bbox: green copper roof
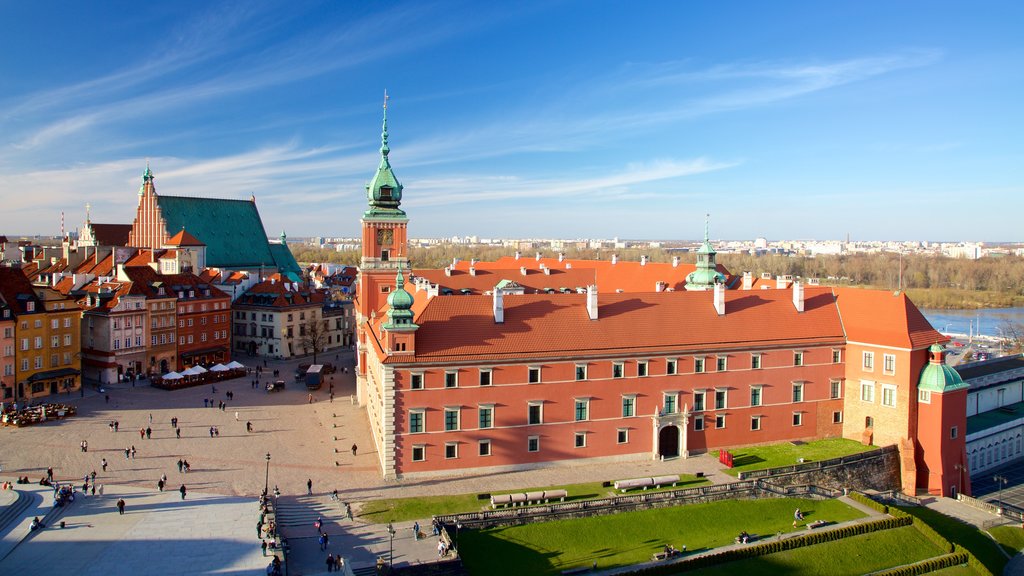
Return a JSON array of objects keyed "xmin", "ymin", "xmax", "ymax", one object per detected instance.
[
  {"xmin": 364, "ymin": 100, "xmax": 406, "ymax": 219},
  {"xmin": 156, "ymin": 195, "xmax": 277, "ymax": 269},
  {"xmin": 383, "ymin": 266, "xmax": 417, "ymax": 330},
  {"xmin": 686, "ymin": 215, "xmax": 726, "ymax": 290},
  {"xmin": 918, "ymin": 346, "xmax": 968, "ymax": 393},
  {"xmin": 268, "ymin": 242, "xmax": 301, "ymax": 277}
]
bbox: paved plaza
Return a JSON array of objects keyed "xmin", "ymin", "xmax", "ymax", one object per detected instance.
[{"xmin": 0, "ymin": 352, "xmax": 732, "ymax": 574}]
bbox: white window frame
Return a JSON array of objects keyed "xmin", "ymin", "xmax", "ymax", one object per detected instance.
[
  {"xmin": 478, "ymin": 404, "xmax": 494, "ymax": 429},
  {"xmin": 574, "ymin": 398, "xmax": 590, "ymax": 422},
  {"xmin": 444, "ymin": 407, "xmax": 461, "ymax": 431},
  {"xmin": 666, "ymin": 358, "xmax": 677, "ymax": 375},
  {"xmin": 444, "ymin": 442, "xmax": 458, "ymax": 459},
  {"xmin": 528, "ymin": 401, "xmax": 544, "ymax": 425},
  {"xmin": 612, "ymin": 361, "xmax": 624, "ymax": 379},
  {"xmin": 528, "ymin": 366, "xmax": 541, "ymax": 384},
  {"xmin": 478, "ymin": 439, "xmax": 492, "ymax": 457},
  {"xmin": 694, "ymin": 415, "xmax": 704, "ymax": 431},
  {"xmin": 714, "ymin": 388, "xmax": 728, "ymax": 410},
  {"xmin": 574, "ymin": 432, "xmax": 587, "ymax": 448},
  {"xmin": 527, "ymin": 435, "xmax": 540, "ymax": 452},
  {"xmin": 411, "ymin": 444, "xmax": 426, "ymax": 462},
  {"xmin": 621, "ymin": 394, "xmax": 636, "ymax": 418},
  {"xmin": 751, "ymin": 415, "xmax": 761, "ymax": 431},
  {"xmin": 637, "ymin": 360, "xmax": 648, "ymax": 377},
  {"xmin": 883, "ymin": 354, "xmax": 896, "ymax": 375},
  {"xmin": 833, "ymin": 411, "xmax": 843, "ymax": 424},
  {"xmin": 860, "ymin": 380, "xmax": 875, "ymax": 403},
  {"xmin": 792, "ymin": 382, "xmax": 804, "ymax": 403},
  {"xmin": 830, "ymin": 379, "xmax": 842, "ymax": 399},
  {"xmin": 409, "ymin": 409, "xmax": 425, "ymax": 434},
  {"xmin": 445, "ymin": 370, "xmax": 459, "ymax": 388},
  {"xmin": 863, "ymin": 351, "xmax": 874, "ymax": 371},
  {"xmin": 716, "ymin": 356, "xmax": 728, "ymax": 372},
  {"xmin": 693, "ymin": 390, "xmax": 705, "ymax": 412},
  {"xmin": 479, "ymin": 368, "xmax": 492, "ymax": 386},
  {"xmin": 410, "ymin": 372, "xmax": 424, "ymax": 390},
  {"xmin": 793, "ymin": 412, "xmax": 803, "ymax": 427},
  {"xmin": 881, "ymin": 384, "xmax": 897, "ymax": 408},
  {"xmin": 751, "ymin": 353, "xmax": 762, "ymax": 370},
  {"xmin": 663, "ymin": 392, "xmax": 678, "ymax": 415},
  {"xmin": 575, "ymin": 364, "xmax": 588, "ymax": 381},
  {"xmin": 832, "ymin": 348, "xmax": 842, "ymax": 363},
  {"xmin": 694, "ymin": 357, "xmax": 705, "ymax": 373},
  {"xmin": 715, "ymin": 414, "xmax": 726, "ymax": 429},
  {"xmin": 793, "ymin": 351, "xmax": 804, "ymax": 366},
  {"xmin": 750, "ymin": 385, "xmax": 763, "ymax": 407},
  {"xmin": 617, "ymin": 428, "xmax": 629, "ymax": 444},
  {"xmin": 918, "ymin": 390, "xmax": 932, "ymax": 404}
]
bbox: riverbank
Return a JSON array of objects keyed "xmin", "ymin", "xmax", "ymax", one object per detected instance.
[{"xmin": 903, "ymin": 288, "xmax": 1024, "ymax": 310}]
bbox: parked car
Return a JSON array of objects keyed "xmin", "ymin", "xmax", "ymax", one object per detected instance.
[{"xmin": 267, "ymin": 380, "xmax": 286, "ymax": 392}]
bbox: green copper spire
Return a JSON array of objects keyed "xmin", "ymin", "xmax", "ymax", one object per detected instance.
[
  {"xmin": 279, "ymin": 230, "xmax": 287, "ymax": 244},
  {"xmin": 365, "ymin": 91, "xmax": 405, "ymax": 219},
  {"xmin": 686, "ymin": 213, "xmax": 727, "ymax": 290},
  {"xmin": 918, "ymin": 344, "xmax": 968, "ymax": 393},
  {"xmin": 383, "ymin": 264, "xmax": 417, "ymax": 330},
  {"xmin": 139, "ymin": 161, "xmax": 155, "ymax": 196}
]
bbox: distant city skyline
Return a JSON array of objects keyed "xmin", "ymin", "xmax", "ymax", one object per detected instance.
[{"xmin": 1, "ymin": 1, "xmax": 1022, "ymax": 241}]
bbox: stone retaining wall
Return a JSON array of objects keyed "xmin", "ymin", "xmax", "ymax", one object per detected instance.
[{"xmin": 741, "ymin": 445, "xmax": 900, "ymax": 492}]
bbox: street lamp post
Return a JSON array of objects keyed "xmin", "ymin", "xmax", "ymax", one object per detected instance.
[
  {"xmin": 954, "ymin": 463, "xmax": 966, "ymax": 496},
  {"xmin": 455, "ymin": 521, "xmax": 463, "ymax": 554},
  {"xmin": 264, "ymin": 453, "xmax": 271, "ymax": 496},
  {"xmin": 386, "ymin": 522, "xmax": 396, "ymax": 569},
  {"xmin": 994, "ymin": 474, "xmax": 1008, "ymax": 508}
]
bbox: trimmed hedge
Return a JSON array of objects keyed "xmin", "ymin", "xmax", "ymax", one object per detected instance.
[
  {"xmin": 958, "ymin": 544, "xmax": 996, "ymax": 576},
  {"xmin": 848, "ymin": 492, "xmax": 889, "ymax": 514},
  {"xmin": 886, "ymin": 508, "xmax": 955, "ymax": 554},
  {"xmin": 870, "ymin": 551, "xmax": 969, "ymax": 576},
  {"xmin": 621, "ymin": 516, "xmax": 909, "ymax": 575}
]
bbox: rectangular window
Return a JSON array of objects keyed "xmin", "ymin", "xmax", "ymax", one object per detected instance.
[
  {"xmin": 666, "ymin": 359, "xmax": 677, "ymax": 375},
  {"xmin": 479, "ymin": 369, "xmax": 492, "ymax": 386},
  {"xmin": 412, "ymin": 445, "xmax": 425, "ymax": 462},
  {"xmin": 918, "ymin": 390, "xmax": 931, "ymax": 404},
  {"xmin": 830, "ymin": 379, "xmax": 842, "ymax": 399},
  {"xmin": 951, "ymin": 426, "xmax": 958, "ymax": 439},
  {"xmin": 715, "ymin": 389, "xmax": 727, "ymax": 410},
  {"xmin": 621, "ymin": 395, "xmax": 635, "ymax": 417},
  {"xmin": 617, "ymin": 428, "xmax": 629, "ymax": 444},
  {"xmin": 694, "ymin": 357, "xmax": 705, "ymax": 373},
  {"xmin": 637, "ymin": 361, "xmax": 648, "ymax": 377},
  {"xmin": 832, "ymin": 349, "xmax": 842, "ymax": 364},
  {"xmin": 574, "ymin": 432, "xmax": 586, "ymax": 448},
  {"xmin": 445, "ymin": 371, "xmax": 458, "ymax": 388},
  {"xmin": 51, "ymin": 335, "xmax": 59, "ymax": 348},
  {"xmin": 860, "ymin": 380, "xmax": 875, "ymax": 403},
  {"xmin": 883, "ymin": 354, "xmax": 896, "ymax": 375},
  {"xmin": 694, "ymin": 415, "xmax": 704, "ymax": 431},
  {"xmin": 792, "ymin": 383, "xmax": 804, "ymax": 403},
  {"xmin": 716, "ymin": 357, "xmax": 727, "ymax": 372},
  {"xmin": 751, "ymin": 354, "xmax": 762, "ymax": 370},
  {"xmin": 445, "ymin": 443, "xmax": 458, "ymax": 459},
  {"xmin": 444, "ymin": 408, "xmax": 460, "ymax": 431},
  {"xmin": 715, "ymin": 414, "xmax": 726, "ymax": 429},
  {"xmin": 750, "ymin": 386, "xmax": 762, "ymax": 407},
  {"xmin": 34, "ymin": 336, "xmax": 42, "ymax": 349},
  {"xmin": 34, "ymin": 356, "xmax": 42, "ymax": 369},
  {"xmin": 751, "ymin": 416, "xmax": 761, "ymax": 431},
  {"xmin": 527, "ymin": 436, "xmax": 540, "ymax": 452},
  {"xmin": 793, "ymin": 352, "xmax": 804, "ymax": 366},
  {"xmin": 612, "ymin": 362, "xmax": 624, "ymax": 378},
  {"xmin": 575, "ymin": 399, "xmax": 589, "ymax": 421},
  {"xmin": 479, "ymin": 440, "xmax": 492, "ymax": 456},
  {"xmin": 575, "ymin": 364, "xmax": 587, "ymax": 381},
  {"xmin": 528, "ymin": 366, "xmax": 541, "ymax": 383},
  {"xmin": 693, "ymin": 390, "xmax": 705, "ymax": 412},
  {"xmin": 882, "ymin": 384, "xmax": 897, "ymax": 407},
  {"xmin": 863, "ymin": 351, "xmax": 874, "ymax": 371},
  {"xmin": 478, "ymin": 406, "xmax": 493, "ymax": 429},
  {"xmin": 793, "ymin": 412, "xmax": 803, "ymax": 426},
  {"xmin": 410, "ymin": 373, "xmax": 423, "ymax": 390},
  {"xmin": 663, "ymin": 393, "xmax": 678, "ymax": 415},
  {"xmin": 528, "ymin": 402, "xmax": 543, "ymax": 425},
  {"xmin": 833, "ymin": 411, "xmax": 843, "ymax": 424},
  {"xmin": 64, "ymin": 317, "xmax": 71, "ymax": 328},
  {"xmin": 409, "ymin": 410, "xmax": 424, "ymax": 433}
]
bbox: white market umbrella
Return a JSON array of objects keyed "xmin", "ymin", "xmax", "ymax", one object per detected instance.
[
  {"xmin": 209, "ymin": 364, "xmax": 229, "ymax": 372},
  {"xmin": 163, "ymin": 372, "xmax": 183, "ymax": 380},
  {"xmin": 226, "ymin": 361, "xmax": 245, "ymax": 369},
  {"xmin": 190, "ymin": 365, "xmax": 208, "ymax": 374}
]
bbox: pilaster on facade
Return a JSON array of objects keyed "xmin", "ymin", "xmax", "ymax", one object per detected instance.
[{"xmin": 651, "ymin": 405, "xmax": 691, "ymax": 460}]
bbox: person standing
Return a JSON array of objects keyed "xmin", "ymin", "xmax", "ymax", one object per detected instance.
[
  {"xmin": 261, "ymin": 540, "xmax": 268, "ymax": 557},
  {"xmin": 179, "ymin": 485, "xmax": 187, "ymax": 500},
  {"xmin": 157, "ymin": 478, "xmax": 165, "ymax": 491},
  {"xmin": 351, "ymin": 444, "xmax": 358, "ymax": 456},
  {"xmin": 176, "ymin": 427, "xmax": 181, "ymax": 439},
  {"xmin": 235, "ymin": 411, "xmax": 239, "ymax": 421},
  {"xmin": 139, "ymin": 428, "xmax": 145, "ymax": 440},
  {"xmin": 326, "ymin": 553, "xmax": 335, "ymax": 572},
  {"xmin": 130, "ymin": 446, "xmax": 136, "ymax": 459},
  {"xmin": 101, "ymin": 458, "xmax": 108, "ymax": 472},
  {"xmin": 46, "ymin": 467, "xmax": 54, "ymax": 481},
  {"xmin": 177, "ymin": 459, "xmax": 184, "ymax": 473},
  {"xmin": 145, "ymin": 427, "xmax": 152, "ymax": 439},
  {"xmin": 116, "ymin": 498, "xmax": 126, "ymax": 515},
  {"xmin": 307, "ymin": 478, "xmax": 313, "ymax": 495},
  {"xmin": 246, "ymin": 421, "xmax": 253, "ymax": 433}
]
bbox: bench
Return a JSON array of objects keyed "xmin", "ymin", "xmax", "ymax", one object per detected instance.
[{"xmin": 806, "ymin": 520, "xmax": 829, "ymax": 530}]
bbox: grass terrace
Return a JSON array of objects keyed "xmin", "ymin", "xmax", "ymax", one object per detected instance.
[
  {"xmin": 459, "ymin": 497, "xmax": 866, "ymax": 576},
  {"xmin": 895, "ymin": 505, "xmax": 1008, "ymax": 574},
  {"xmin": 989, "ymin": 524, "xmax": 1024, "ymax": 555},
  {"xmin": 687, "ymin": 525, "xmax": 947, "ymax": 576},
  {"xmin": 359, "ymin": 475, "xmax": 710, "ymax": 523},
  {"xmin": 712, "ymin": 438, "xmax": 875, "ymax": 477}
]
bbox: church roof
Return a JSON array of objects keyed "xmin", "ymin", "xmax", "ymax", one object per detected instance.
[
  {"xmin": 165, "ymin": 229, "xmax": 205, "ymax": 247},
  {"xmin": 155, "ymin": 195, "xmax": 275, "ymax": 269},
  {"xmin": 88, "ymin": 223, "xmax": 133, "ymax": 247},
  {"xmin": 268, "ymin": 242, "xmax": 301, "ymax": 278}
]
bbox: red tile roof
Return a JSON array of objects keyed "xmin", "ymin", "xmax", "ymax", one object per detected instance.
[
  {"xmin": 165, "ymin": 229, "xmax": 205, "ymax": 246},
  {"xmin": 834, "ymin": 287, "xmax": 944, "ymax": 349},
  {"xmin": 412, "ymin": 267, "xmax": 598, "ymax": 295},
  {"xmin": 371, "ymin": 285, "xmax": 845, "ymax": 364}
]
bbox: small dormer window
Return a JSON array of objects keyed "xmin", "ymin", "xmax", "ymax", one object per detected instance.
[{"xmin": 380, "ymin": 186, "xmax": 392, "ymax": 200}]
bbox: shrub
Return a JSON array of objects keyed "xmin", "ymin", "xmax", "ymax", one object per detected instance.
[
  {"xmin": 847, "ymin": 492, "xmax": 889, "ymax": 514},
  {"xmin": 870, "ymin": 551, "xmax": 969, "ymax": 576}
]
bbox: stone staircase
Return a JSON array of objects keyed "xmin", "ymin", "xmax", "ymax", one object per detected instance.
[
  {"xmin": 274, "ymin": 494, "xmax": 345, "ymax": 529},
  {"xmin": 0, "ymin": 489, "xmax": 34, "ymax": 536}
]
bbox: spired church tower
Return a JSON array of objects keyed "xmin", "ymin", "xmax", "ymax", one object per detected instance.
[
  {"xmin": 685, "ymin": 215, "xmax": 727, "ymax": 290},
  {"xmin": 355, "ymin": 94, "xmax": 411, "ymax": 403}
]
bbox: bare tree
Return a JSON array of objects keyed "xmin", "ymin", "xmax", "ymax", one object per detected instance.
[
  {"xmin": 998, "ymin": 320, "xmax": 1024, "ymax": 355},
  {"xmin": 299, "ymin": 315, "xmax": 329, "ymax": 364}
]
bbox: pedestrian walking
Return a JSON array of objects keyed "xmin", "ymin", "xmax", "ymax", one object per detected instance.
[
  {"xmin": 179, "ymin": 484, "xmax": 187, "ymax": 500},
  {"xmin": 235, "ymin": 411, "xmax": 239, "ymax": 421},
  {"xmin": 183, "ymin": 460, "xmax": 190, "ymax": 472},
  {"xmin": 145, "ymin": 427, "xmax": 152, "ymax": 439},
  {"xmin": 318, "ymin": 532, "xmax": 326, "ymax": 551},
  {"xmin": 413, "ymin": 521, "xmax": 420, "ymax": 540},
  {"xmin": 149, "ymin": 413, "xmax": 153, "ymax": 424},
  {"xmin": 157, "ymin": 478, "xmax": 165, "ymax": 491},
  {"xmin": 81, "ymin": 440, "xmax": 88, "ymax": 452},
  {"xmin": 203, "ymin": 399, "xmax": 208, "ymax": 408},
  {"xmin": 214, "ymin": 426, "xmax": 219, "ymax": 437},
  {"xmin": 105, "ymin": 394, "xmax": 110, "ymax": 404},
  {"xmin": 307, "ymin": 478, "xmax": 313, "ymax": 495},
  {"xmin": 114, "ymin": 421, "xmax": 119, "ymax": 432},
  {"xmin": 261, "ymin": 540, "xmax": 268, "ymax": 556},
  {"xmin": 47, "ymin": 467, "xmax": 54, "ymax": 481},
  {"xmin": 176, "ymin": 427, "xmax": 181, "ymax": 439},
  {"xmin": 131, "ymin": 446, "xmax": 136, "ymax": 459},
  {"xmin": 90, "ymin": 470, "xmax": 97, "ymax": 482},
  {"xmin": 109, "ymin": 421, "xmax": 115, "ymax": 432},
  {"xmin": 91, "ymin": 484, "xmax": 96, "ymax": 496},
  {"xmin": 351, "ymin": 444, "xmax": 358, "ymax": 456},
  {"xmin": 139, "ymin": 428, "xmax": 145, "ymax": 440},
  {"xmin": 116, "ymin": 498, "xmax": 126, "ymax": 515},
  {"xmin": 346, "ymin": 503, "xmax": 353, "ymax": 521},
  {"xmin": 98, "ymin": 484, "xmax": 104, "ymax": 496},
  {"xmin": 322, "ymin": 532, "xmax": 329, "ymax": 549},
  {"xmin": 326, "ymin": 553, "xmax": 335, "ymax": 572},
  {"xmin": 209, "ymin": 427, "xmax": 215, "ymax": 438},
  {"xmin": 101, "ymin": 458, "xmax": 108, "ymax": 471},
  {"xmin": 125, "ymin": 447, "xmax": 130, "ymax": 459},
  {"xmin": 246, "ymin": 421, "xmax": 253, "ymax": 433},
  {"xmin": 329, "ymin": 392, "xmax": 334, "ymax": 403},
  {"xmin": 308, "ymin": 393, "xmax": 313, "ymax": 404}
]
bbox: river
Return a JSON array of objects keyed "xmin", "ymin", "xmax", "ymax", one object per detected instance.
[{"xmin": 920, "ymin": 307, "xmax": 1024, "ymax": 338}]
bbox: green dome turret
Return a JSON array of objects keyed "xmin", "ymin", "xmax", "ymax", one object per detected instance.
[
  {"xmin": 365, "ymin": 91, "xmax": 405, "ymax": 219},
  {"xmin": 383, "ymin": 265, "xmax": 417, "ymax": 330},
  {"xmin": 685, "ymin": 214, "xmax": 727, "ymax": 291},
  {"xmin": 918, "ymin": 344, "xmax": 968, "ymax": 393}
]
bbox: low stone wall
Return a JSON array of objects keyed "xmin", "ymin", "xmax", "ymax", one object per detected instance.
[{"xmin": 739, "ymin": 445, "xmax": 900, "ymax": 492}]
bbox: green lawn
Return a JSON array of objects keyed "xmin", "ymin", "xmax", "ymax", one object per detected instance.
[
  {"xmin": 712, "ymin": 438, "xmax": 875, "ymax": 477},
  {"xmin": 359, "ymin": 475, "xmax": 709, "ymax": 523},
  {"xmin": 459, "ymin": 497, "xmax": 866, "ymax": 576},
  {"xmin": 988, "ymin": 524, "xmax": 1024, "ymax": 555},
  {"xmin": 687, "ymin": 525, "xmax": 946, "ymax": 576},
  {"xmin": 895, "ymin": 506, "xmax": 1008, "ymax": 575}
]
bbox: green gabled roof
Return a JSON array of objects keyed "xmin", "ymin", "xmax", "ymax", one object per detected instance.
[
  {"xmin": 269, "ymin": 243, "xmax": 301, "ymax": 277},
  {"xmin": 919, "ymin": 345, "xmax": 969, "ymax": 393},
  {"xmin": 156, "ymin": 196, "xmax": 275, "ymax": 269}
]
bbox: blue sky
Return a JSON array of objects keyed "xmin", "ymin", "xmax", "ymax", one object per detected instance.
[{"xmin": 1, "ymin": 1, "xmax": 1021, "ymax": 241}]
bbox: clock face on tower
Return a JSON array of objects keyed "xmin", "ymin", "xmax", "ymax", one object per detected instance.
[{"xmin": 377, "ymin": 228, "xmax": 394, "ymax": 247}]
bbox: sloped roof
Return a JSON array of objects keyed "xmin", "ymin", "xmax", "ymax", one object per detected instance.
[
  {"xmin": 236, "ymin": 276, "xmax": 325, "ymax": 309},
  {"xmin": 375, "ymin": 286, "xmax": 845, "ymax": 364},
  {"xmin": 0, "ymin": 266, "xmax": 45, "ymax": 315},
  {"xmin": 166, "ymin": 229, "xmax": 205, "ymax": 246},
  {"xmin": 268, "ymin": 242, "xmax": 301, "ymax": 277},
  {"xmin": 413, "ymin": 267, "xmax": 598, "ymax": 295},
  {"xmin": 155, "ymin": 195, "xmax": 274, "ymax": 269},
  {"xmin": 88, "ymin": 223, "xmax": 133, "ymax": 247},
  {"xmin": 833, "ymin": 288, "xmax": 944, "ymax": 349}
]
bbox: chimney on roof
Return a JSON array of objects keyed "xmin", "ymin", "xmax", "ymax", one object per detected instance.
[
  {"xmin": 672, "ymin": 256, "xmax": 680, "ymax": 268},
  {"xmin": 535, "ymin": 251, "xmax": 541, "ymax": 261},
  {"xmin": 520, "ymin": 266, "xmax": 527, "ymax": 276},
  {"xmin": 641, "ymin": 255, "xmax": 648, "ymax": 266},
  {"xmin": 444, "ymin": 267, "xmax": 452, "ymax": 277},
  {"xmin": 469, "ymin": 266, "xmax": 477, "ymax": 276},
  {"xmin": 558, "ymin": 253, "xmax": 565, "ymax": 262},
  {"xmin": 427, "ymin": 283, "xmax": 439, "ymax": 300},
  {"xmin": 586, "ymin": 285, "xmax": 598, "ymax": 320},
  {"xmin": 514, "ymin": 251, "xmax": 521, "ymax": 260},
  {"xmin": 452, "ymin": 258, "xmax": 459, "ymax": 268},
  {"xmin": 655, "ymin": 281, "xmax": 665, "ymax": 293},
  {"xmin": 713, "ymin": 282, "xmax": 725, "ymax": 316},
  {"xmin": 793, "ymin": 281, "xmax": 805, "ymax": 313},
  {"xmin": 742, "ymin": 272, "xmax": 753, "ymax": 290},
  {"xmin": 565, "ymin": 262, "xmax": 572, "ymax": 269},
  {"xmin": 611, "ymin": 254, "xmax": 618, "ymax": 265},
  {"xmin": 543, "ymin": 266, "xmax": 551, "ymax": 275},
  {"xmin": 470, "ymin": 258, "xmax": 477, "ymax": 266},
  {"xmin": 776, "ymin": 275, "xmax": 787, "ymax": 290},
  {"xmin": 493, "ymin": 287, "xmax": 504, "ymax": 324}
]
